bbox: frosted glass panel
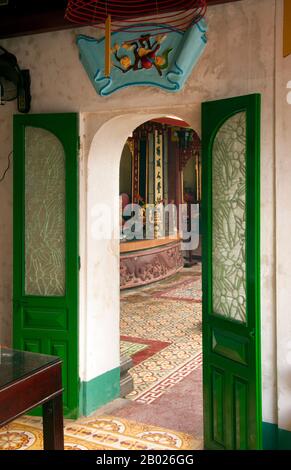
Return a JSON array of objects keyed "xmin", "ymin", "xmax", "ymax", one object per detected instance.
[
  {"xmin": 25, "ymin": 127, "xmax": 66, "ymax": 296},
  {"xmin": 212, "ymin": 112, "xmax": 246, "ymax": 323}
]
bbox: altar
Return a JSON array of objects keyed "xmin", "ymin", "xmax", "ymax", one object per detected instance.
[{"xmin": 120, "ymin": 236, "xmax": 183, "ymax": 290}]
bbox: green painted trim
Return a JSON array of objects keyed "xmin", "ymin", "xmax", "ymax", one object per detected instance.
[
  {"xmin": 263, "ymin": 422, "xmax": 291, "ymax": 450},
  {"xmin": 80, "ymin": 367, "xmax": 120, "ymax": 416}
]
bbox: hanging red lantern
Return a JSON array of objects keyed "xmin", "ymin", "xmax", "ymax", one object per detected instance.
[
  {"xmin": 65, "ymin": 1, "xmax": 207, "ymax": 34},
  {"xmin": 65, "ymin": 1, "xmax": 207, "ymax": 77}
]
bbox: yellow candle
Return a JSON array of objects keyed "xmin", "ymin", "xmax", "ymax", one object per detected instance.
[
  {"xmin": 284, "ymin": 0, "xmax": 291, "ymax": 57},
  {"xmin": 105, "ymin": 15, "xmax": 111, "ymax": 77}
]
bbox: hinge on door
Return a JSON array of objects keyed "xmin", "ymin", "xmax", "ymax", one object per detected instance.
[
  {"xmin": 77, "ymin": 136, "xmax": 81, "ymax": 152},
  {"xmin": 78, "ymin": 256, "xmax": 81, "ymax": 270}
]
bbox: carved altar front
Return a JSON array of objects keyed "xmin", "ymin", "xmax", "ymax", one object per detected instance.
[{"xmin": 120, "ymin": 238, "xmax": 183, "ymax": 290}]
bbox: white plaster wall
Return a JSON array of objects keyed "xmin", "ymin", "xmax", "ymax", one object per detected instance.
[
  {"xmin": 0, "ymin": 0, "xmax": 276, "ymax": 423},
  {"xmin": 275, "ymin": 0, "xmax": 291, "ymax": 433}
]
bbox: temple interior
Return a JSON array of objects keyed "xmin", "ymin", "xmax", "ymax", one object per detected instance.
[{"xmin": 119, "ymin": 117, "xmax": 202, "ymax": 290}]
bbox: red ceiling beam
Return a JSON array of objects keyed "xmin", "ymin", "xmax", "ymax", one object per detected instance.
[{"xmin": 0, "ymin": 0, "xmax": 242, "ymax": 40}]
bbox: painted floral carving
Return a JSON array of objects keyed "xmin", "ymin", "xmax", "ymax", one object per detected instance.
[
  {"xmin": 112, "ymin": 34, "xmax": 173, "ymax": 76},
  {"xmin": 77, "ymin": 20, "xmax": 208, "ymax": 96}
]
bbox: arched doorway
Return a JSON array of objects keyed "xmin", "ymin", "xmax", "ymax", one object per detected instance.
[
  {"xmin": 82, "ymin": 111, "xmax": 200, "ymax": 415},
  {"xmin": 80, "ymin": 94, "xmax": 262, "ymax": 449}
]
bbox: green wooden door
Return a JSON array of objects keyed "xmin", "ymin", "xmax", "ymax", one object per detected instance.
[
  {"xmin": 202, "ymin": 94, "xmax": 261, "ymax": 449},
  {"xmin": 13, "ymin": 113, "xmax": 79, "ymax": 418}
]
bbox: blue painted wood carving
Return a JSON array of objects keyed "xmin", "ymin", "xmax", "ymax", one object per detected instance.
[{"xmin": 77, "ymin": 21, "xmax": 207, "ymax": 97}]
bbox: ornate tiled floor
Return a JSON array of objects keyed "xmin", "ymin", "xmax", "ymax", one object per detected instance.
[
  {"xmin": 0, "ymin": 264, "xmax": 203, "ymax": 451},
  {"xmin": 120, "ymin": 265, "xmax": 202, "ymax": 402},
  {"xmin": 120, "ymin": 335, "xmax": 170, "ymax": 366}
]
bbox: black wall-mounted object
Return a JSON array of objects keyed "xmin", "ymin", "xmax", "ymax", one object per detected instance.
[{"xmin": 0, "ymin": 46, "xmax": 31, "ymax": 113}]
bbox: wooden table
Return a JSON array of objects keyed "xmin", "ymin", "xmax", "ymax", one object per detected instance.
[{"xmin": 0, "ymin": 347, "xmax": 64, "ymax": 450}]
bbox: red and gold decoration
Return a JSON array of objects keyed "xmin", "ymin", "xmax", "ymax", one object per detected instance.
[
  {"xmin": 154, "ymin": 128, "xmax": 164, "ymax": 205},
  {"xmin": 132, "ymin": 136, "xmax": 140, "ymax": 205},
  {"xmin": 129, "ymin": 121, "xmax": 201, "ymax": 207}
]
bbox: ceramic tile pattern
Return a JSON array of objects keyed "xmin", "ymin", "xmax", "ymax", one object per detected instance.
[
  {"xmin": 120, "ymin": 266, "xmax": 202, "ymax": 400},
  {"xmin": 120, "ymin": 335, "xmax": 171, "ymax": 366},
  {"xmin": 0, "ymin": 415, "xmax": 200, "ymax": 451},
  {"xmin": 120, "ymin": 340, "xmax": 148, "ymax": 358},
  {"xmin": 0, "ymin": 265, "xmax": 203, "ymax": 451},
  {"xmin": 153, "ymin": 278, "xmax": 202, "ymax": 302}
]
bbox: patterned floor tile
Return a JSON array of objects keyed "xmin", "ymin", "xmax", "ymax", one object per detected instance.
[
  {"xmin": 0, "ymin": 265, "xmax": 203, "ymax": 451},
  {"xmin": 154, "ymin": 278, "xmax": 202, "ymax": 302}
]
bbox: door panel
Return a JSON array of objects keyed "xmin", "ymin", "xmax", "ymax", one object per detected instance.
[
  {"xmin": 13, "ymin": 113, "xmax": 79, "ymax": 417},
  {"xmin": 202, "ymin": 95, "xmax": 261, "ymax": 449},
  {"xmin": 24, "ymin": 126, "xmax": 66, "ymax": 297}
]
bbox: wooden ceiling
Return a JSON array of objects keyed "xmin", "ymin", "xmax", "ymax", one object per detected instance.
[{"xmin": 0, "ymin": 0, "xmax": 241, "ymax": 39}]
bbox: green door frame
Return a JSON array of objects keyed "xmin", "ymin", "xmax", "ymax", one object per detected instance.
[
  {"xmin": 13, "ymin": 113, "xmax": 79, "ymax": 417},
  {"xmin": 202, "ymin": 94, "xmax": 262, "ymax": 449}
]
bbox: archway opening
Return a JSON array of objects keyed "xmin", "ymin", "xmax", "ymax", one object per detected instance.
[{"xmin": 84, "ymin": 111, "xmax": 203, "ymax": 448}]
